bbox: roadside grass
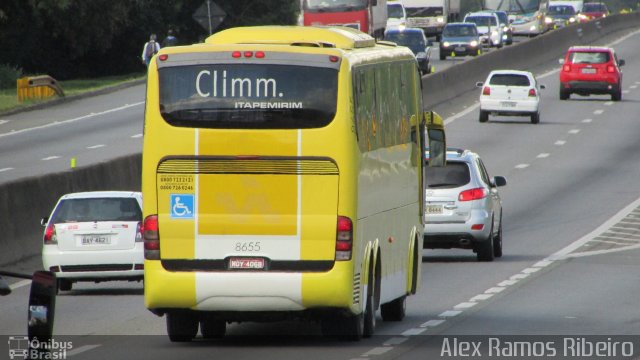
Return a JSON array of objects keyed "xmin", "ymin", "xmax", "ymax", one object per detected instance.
[{"xmin": 0, "ymin": 73, "xmax": 145, "ymax": 113}]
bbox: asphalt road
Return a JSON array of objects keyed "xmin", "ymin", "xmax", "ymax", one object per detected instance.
[{"xmin": 2, "ymin": 29, "xmax": 640, "ymax": 360}]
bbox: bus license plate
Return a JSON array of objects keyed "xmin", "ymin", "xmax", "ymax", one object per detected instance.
[
  {"xmin": 229, "ymin": 257, "xmax": 265, "ymax": 270},
  {"xmin": 81, "ymin": 235, "xmax": 111, "ymax": 245},
  {"xmin": 426, "ymin": 205, "xmax": 443, "ymax": 214}
]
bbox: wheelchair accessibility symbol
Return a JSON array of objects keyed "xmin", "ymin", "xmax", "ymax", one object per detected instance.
[{"xmin": 170, "ymin": 194, "xmax": 194, "ymax": 219}]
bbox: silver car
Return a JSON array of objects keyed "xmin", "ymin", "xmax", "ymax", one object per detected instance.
[{"xmin": 423, "ymin": 148, "xmax": 507, "ymax": 261}]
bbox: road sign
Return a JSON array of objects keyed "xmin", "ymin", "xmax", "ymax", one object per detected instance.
[{"xmin": 193, "ymin": 0, "xmax": 227, "ymax": 35}]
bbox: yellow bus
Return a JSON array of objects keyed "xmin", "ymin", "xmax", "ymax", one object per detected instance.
[{"xmin": 141, "ymin": 25, "xmax": 445, "ymax": 342}]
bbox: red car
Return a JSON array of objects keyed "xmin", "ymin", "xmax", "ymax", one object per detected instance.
[
  {"xmin": 559, "ymin": 46, "xmax": 625, "ymax": 101},
  {"xmin": 578, "ymin": 2, "xmax": 610, "ymax": 22}
]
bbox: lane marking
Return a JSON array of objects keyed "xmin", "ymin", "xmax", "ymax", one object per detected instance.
[
  {"xmin": 439, "ymin": 310, "xmax": 462, "ymax": 317},
  {"xmin": 421, "ymin": 319, "xmax": 446, "ymax": 327},
  {"xmin": 537, "ymin": 153, "xmax": 550, "ymax": 158},
  {"xmin": 582, "ymin": 118, "xmax": 593, "ymax": 123},
  {"xmin": 454, "ymin": 302, "xmax": 477, "ymax": 309},
  {"xmin": 67, "ymin": 345, "xmax": 102, "ymax": 357},
  {"xmin": 568, "ymin": 129, "xmax": 580, "ymax": 134},
  {"xmin": 485, "ymin": 287, "xmax": 506, "ymax": 294},
  {"xmin": 593, "ymin": 109, "xmax": 604, "ymax": 115},
  {"xmin": 498, "ymin": 279, "xmax": 518, "ymax": 287},
  {"xmin": 363, "ymin": 347, "xmax": 392, "ymax": 356},
  {"xmin": 510, "ymin": 273, "xmax": 530, "ymax": 281},
  {"xmin": 10, "ymin": 279, "xmax": 31, "ymax": 290},
  {"xmin": 384, "ymin": 337, "xmax": 409, "ymax": 346},
  {"xmin": 470, "ymin": 294, "xmax": 494, "ymax": 302},
  {"xmin": 515, "ymin": 164, "xmax": 529, "ymax": 169},
  {"xmin": 534, "ymin": 260, "xmax": 553, "ymax": 267},
  {"xmin": 555, "ymin": 140, "xmax": 566, "ymax": 146},
  {"xmin": 522, "ymin": 267, "xmax": 541, "ymax": 274},
  {"xmin": 604, "ymin": 101, "xmax": 613, "ymax": 106},
  {"xmin": 41, "ymin": 156, "xmax": 60, "ymax": 161},
  {"xmin": 401, "ymin": 328, "xmax": 428, "ymax": 336},
  {"xmin": 87, "ymin": 144, "xmax": 105, "ymax": 149},
  {"xmin": 0, "ymin": 102, "xmax": 144, "ymax": 139},
  {"xmin": 630, "ymin": 85, "xmax": 638, "ymax": 89},
  {"xmin": 0, "ymin": 120, "xmax": 8, "ymax": 125},
  {"xmin": 0, "ymin": 167, "xmax": 14, "ymax": 173},
  {"xmin": 131, "ymin": 133, "xmax": 143, "ymax": 138}
]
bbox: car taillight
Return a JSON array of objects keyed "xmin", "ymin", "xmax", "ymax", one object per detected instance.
[
  {"xmin": 528, "ymin": 88, "xmax": 536, "ymax": 97},
  {"xmin": 336, "ymin": 216, "xmax": 353, "ymax": 261},
  {"xmin": 143, "ymin": 215, "xmax": 160, "ymax": 260},
  {"xmin": 459, "ymin": 188, "xmax": 488, "ymax": 201},
  {"xmin": 607, "ymin": 65, "xmax": 615, "ymax": 73},
  {"xmin": 135, "ymin": 221, "xmax": 143, "ymax": 242},
  {"xmin": 482, "ymin": 86, "xmax": 490, "ymax": 96},
  {"xmin": 43, "ymin": 224, "xmax": 57, "ymax": 245},
  {"xmin": 563, "ymin": 64, "xmax": 571, "ymax": 72}
]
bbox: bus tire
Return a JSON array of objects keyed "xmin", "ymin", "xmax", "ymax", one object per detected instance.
[
  {"xmin": 410, "ymin": 237, "xmax": 419, "ymax": 295},
  {"xmin": 200, "ymin": 314, "xmax": 226, "ymax": 339},
  {"xmin": 166, "ymin": 311, "xmax": 198, "ymax": 342},
  {"xmin": 381, "ymin": 295, "xmax": 406, "ymax": 321},
  {"xmin": 363, "ymin": 256, "xmax": 377, "ymax": 338}
]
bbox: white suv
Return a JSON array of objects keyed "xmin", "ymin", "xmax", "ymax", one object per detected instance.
[
  {"xmin": 424, "ymin": 148, "xmax": 507, "ymax": 261},
  {"xmin": 463, "ymin": 11, "xmax": 504, "ymax": 48},
  {"xmin": 477, "ymin": 70, "xmax": 545, "ymax": 124}
]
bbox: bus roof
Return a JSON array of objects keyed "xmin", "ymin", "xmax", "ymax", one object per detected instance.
[{"xmin": 206, "ymin": 26, "xmax": 377, "ymax": 50}]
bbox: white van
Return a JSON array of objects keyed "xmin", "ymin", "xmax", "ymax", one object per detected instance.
[
  {"xmin": 463, "ymin": 11, "xmax": 504, "ymax": 48},
  {"xmin": 387, "ymin": 1, "xmax": 408, "ymax": 29}
]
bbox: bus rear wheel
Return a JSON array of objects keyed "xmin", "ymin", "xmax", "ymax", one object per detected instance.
[
  {"xmin": 166, "ymin": 311, "xmax": 198, "ymax": 342},
  {"xmin": 381, "ymin": 295, "xmax": 406, "ymax": 321}
]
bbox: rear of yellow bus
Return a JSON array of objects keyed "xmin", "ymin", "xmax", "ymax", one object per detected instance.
[{"xmin": 142, "ymin": 27, "xmax": 367, "ymax": 340}]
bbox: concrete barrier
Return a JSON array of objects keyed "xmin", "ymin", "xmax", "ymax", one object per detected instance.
[
  {"xmin": 0, "ymin": 154, "xmax": 141, "ymax": 266},
  {"xmin": 1, "ymin": 14, "xmax": 639, "ymax": 266},
  {"xmin": 422, "ymin": 12, "xmax": 640, "ymax": 108}
]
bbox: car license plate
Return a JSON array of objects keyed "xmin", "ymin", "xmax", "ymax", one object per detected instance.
[
  {"xmin": 454, "ymin": 46, "xmax": 466, "ymax": 52},
  {"xmin": 229, "ymin": 257, "xmax": 265, "ymax": 270},
  {"xmin": 581, "ymin": 68, "xmax": 596, "ymax": 74},
  {"xmin": 425, "ymin": 205, "xmax": 443, "ymax": 214},
  {"xmin": 500, "ymin": 101, "xmax": 517, "ymax": 108},
  {"xmin": 81, "ymin": 235, "xmax": 111, "ymax": 245}
]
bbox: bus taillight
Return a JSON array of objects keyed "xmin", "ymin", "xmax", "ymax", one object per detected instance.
[
  {"xmin": 336, "ymin": 216, "xmax": 353, "ymax": 261},
  {"xmin": 143, "ymin": 215, "xmax": 160, "ymax": 260}
]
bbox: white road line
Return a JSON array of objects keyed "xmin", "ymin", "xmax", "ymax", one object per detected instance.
[
  {"xmin": 401, "ymin": 328, "xmax": 429, "ymax": 336},
  {"xmin": 384, "ymin": 337, "xmax": 409, "ymax": 345},
  {"xmin": 0, "ymin": 167, "xmax": 14, "ymax": 173},
  {"xmin": 582, "ymin": 118, "xmax": 593, "ymax": 123},
  {"xmin": 551, "ymin": 196, "xmax": 640, "ymax": 260},
  {"xmin": 454, "ymin": 302, "xmax": 477, "ymax": 309},
  {"xmin": 67, "ymin": 345, "xmax": 102, "ymax": 357},
  {"xmin": 630, "ymin": 85, "xmax": 638, "ymax": 89},
  {"xmin": 0, "ymin": 102, "xmax": 144, "ymax": 139},
  {"xmin": 87, "ymin": 144, "xmax": 105, "ymax": 149},
  {"xmin": 0, "ymin": 120, "xmax": 8, "ymax": 125},
  {"xmin": 555, "ymin": 140, "xmax": 566, "ymax": 146},
  {"xmin": 604, "ymin": 101, "xmax": 613, "ymax": 106},
  {"xmin": 534, "ymin": 260, "xmax": 554, "ymax": 267},
  {"xmin": 593, "ymin": 109, "xmax": 604, "ymax": 115},
  {"xmin": 363, "ymin": 347, "xmax": 393, "ymax": 356},
  {"xmin": 131, "ymin": 133, "xmax": 143, "ymax": 138},
  {"xmin": 9, "ymin": 279, "xmax": 31, "ymax": 290},
  {"xmin": 485, "ymin": 287, "xmax": 506, "ymax": 294},
  {"xmin": 515, "ymin": 164, "xmax": 529, "ymax": 169},
  {"xmin": 498, "ymin": 279, "xmax": 518, "ymax": 287},
  {"xmin": 568, "ymin": 129, "xmax": 580, "ymax": 134},
  {"xmin": 439, "ymin": 310, "xmax": 463, "ymax": 317},
  {"xmin": 421, "ymin": 319, "xmax": 446, "ymax": 327},
  {"xmin": 41, "ymin": 156, "xmax": 60, "ymax": 161},
  {"xmin": 444, "ymin": 103, "xmax": 480, "ymax": 125},
  {"xmin": 622, "ymin": 90, "xmax": 629, "ymax": 94},
  {"xmin": 470, "ymin": 294, "xmax": 494, "ymax": 302},
  {"xmin": 537, "ymin": 153, "xmax": 550, "ymax": 158},
  {"xmin": 522, "ymin": 267, "xmax": 541, "ymax": 274},
  {"xmin": 510, "ymin": 273, "xmax": 530, "ymax": 281}
]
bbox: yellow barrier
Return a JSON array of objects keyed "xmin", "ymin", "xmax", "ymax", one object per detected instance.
[{"xmin": 17, "ymin": 75, "xmax": 65, "ymax": 102}]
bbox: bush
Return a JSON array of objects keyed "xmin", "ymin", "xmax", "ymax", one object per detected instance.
[{"xmin": 0, "ymin": 64, "xmax": 22, "ymax": 90}]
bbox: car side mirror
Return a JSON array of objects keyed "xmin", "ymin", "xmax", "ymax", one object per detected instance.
[
  {"xmin": 540, "ymin": 84, "xmax": 546, "ymax": 90},
  {"xmin": 492, "ymin": 176, "xmax": 507, "ymax": 187},
  {"xmin": 476, "ymin": 81, "xmax": 484, "ymax": 87},
  {"xmin": 618, "ymin": 59, "xmax": 625, "ymax": 66},
  {"xmin": 41, "ymin": 217, "xmax": 49, "ymax": 226}
]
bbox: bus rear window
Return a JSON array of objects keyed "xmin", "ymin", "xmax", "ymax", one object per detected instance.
[{"xmin": 158, "ymin": 64, "xmax": 338, "ymax": 129}]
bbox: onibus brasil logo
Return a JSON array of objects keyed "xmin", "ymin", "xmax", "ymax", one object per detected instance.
[{"xmin": 8, "ymin": 336, "xmax": 72, "ymax": 359}]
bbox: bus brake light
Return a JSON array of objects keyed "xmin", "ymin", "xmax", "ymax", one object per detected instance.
[{"xmin": 336, "ymin": 216, "xmax": 353, "ymax": 261}]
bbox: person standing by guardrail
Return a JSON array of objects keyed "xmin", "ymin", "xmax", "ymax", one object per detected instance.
[{"xmin": 141, "ymin": 34, "xmax": 161, "ymax": 67}]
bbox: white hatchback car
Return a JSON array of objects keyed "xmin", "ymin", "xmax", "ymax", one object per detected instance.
[
  {"xmin": 41, "ymin": 191, "xmax": 144, "ymax": 292},
  {"xmin": 476, "ymin": 70, "xmax": 545, "ymax": 124}
]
